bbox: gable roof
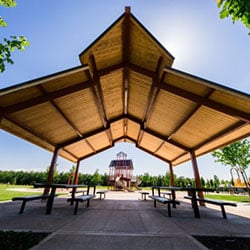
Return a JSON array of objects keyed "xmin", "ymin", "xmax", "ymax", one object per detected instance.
[
  {"xmin": 0, "ymin": 7, "xmax": 249, "ymax": 167},
  {"xmin": 109, "ymin": 160, "xmax": 133, "ymax": 169}
]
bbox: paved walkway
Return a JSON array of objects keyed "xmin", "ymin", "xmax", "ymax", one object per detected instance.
[{"xmin": 0, "ymin": 191, "xmax": 250, "ymax": 249}]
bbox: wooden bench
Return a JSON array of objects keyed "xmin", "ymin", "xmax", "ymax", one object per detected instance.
[
  {"xmin": 184, "ymin": 196, "xmax": 237, "ymax": 219},
  {"xmin": 12, "ymin": 194, "xmax": 52, "ymax": 214},
  {"xmin": 70, "ymin": 190, "xmax": 87, "ymax": 195},
  {"xmin": 139, "ymin": 191, "xmax": 149, "ymax": 200},
  {"xmin": 67, "ymin": 194, "xmax": 95, "ymax": 215},
  {"xmin": 161, "ymin": 192, "xmax": 172, "ymax": 199},
  {"xmin": 149, "ymin": 195, "xmax": 180, "ymax": 217},
  {"xmin": 96, "ymin": 190, "xmax": 108, "ymax": 199},
  {"xmin": 67, "ymin": 185, "xmax": 96, "ymax": 215}
]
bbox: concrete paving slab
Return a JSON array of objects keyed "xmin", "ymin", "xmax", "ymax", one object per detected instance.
[{"xmin": 0, "ymin": 190, "xmax": 250, "ymax": 249}]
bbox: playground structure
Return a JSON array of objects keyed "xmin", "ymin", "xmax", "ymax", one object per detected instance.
[
  {"xmin": 108, "ymin": 151, "xmax": 141, "ymax": 191},
  {"xmin": 230, "ymin": 167, "xmax": 250, "ymax": 195}
]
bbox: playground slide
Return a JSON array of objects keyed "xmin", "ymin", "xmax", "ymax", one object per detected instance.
[
  {"xmin": 134, "ymin": 182, "xmax": 142, "ymax": 190},
  {"xmin": 115, "ymin": 177, "xmax": 131, "ymax": 192}
]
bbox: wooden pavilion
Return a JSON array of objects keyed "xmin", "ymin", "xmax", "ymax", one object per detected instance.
[{"xmin": 0, "ymin": 7, "xmax": 249, "ymax": 197}]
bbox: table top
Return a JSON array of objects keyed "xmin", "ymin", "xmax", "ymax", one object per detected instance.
[
  {"xmin": 33, "ymin": 183, "xmax": 87, "ymax": 189},
  {"xmin": 151, "ymin": 186, "xmax": 214, "ymax": 192}
]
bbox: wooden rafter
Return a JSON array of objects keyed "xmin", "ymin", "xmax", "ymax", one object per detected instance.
[
  {"xmin": 167, "ymin": 89, "xmax": 215, "ymax": 140},
  {"xmin": 136, "ymin": 144, "xmax": 171, "ymax": 164},
  {"xmin": 143, "ymin": 127, "xmax": 190, "ymax": 151},
  {"xmin": 1, "ymin": 80, "xmax": 94, "ymax": 116},
  {"xmin": 159, "ymin": 81, "xmax": 250, "ymax": 123},
  {"xmin": 37, "ymin": 85, "xmax": 83, "ymax": 138},
  {"xmin": 89, "ymin": 55, "xmax": 109, "ymax": 126},
  {"xmin": 58, "ymin": 125, "xmax": 109, "ymax": 148},
  {"xmin": 61, "ymin": 148, "xmax": 78, "ymax": 161},
  {"xmin": 153, "ymin": 141, "xmax": 165, "ymax": 154},
  {"xmin": 171, "ymin": 151, "xmax": 190, "ymax": 165},
  {"xmin": 122, "ymin": 7, "xmax": 131, "ymax": 140},
  {"xmin": 85, "ymin": 139, "xmax": 96, "ymax": 153},
  {"xmin": 193, "ymin": 121, "xmax": 249, "ymax": 151},
  {"xmin": 78, "ymin": 145, "xmax": 112, "ymax": 161},
  {"xmin": 142, "ymin": 57, "xmax": 163, "ymax": 127},
  {"xmin": 122, "ymin": 6, "xmax": 131, "ymax": 63},
  {"xmin": 4, "ymin": 115, "xmax": 56, "ymax": 147}
]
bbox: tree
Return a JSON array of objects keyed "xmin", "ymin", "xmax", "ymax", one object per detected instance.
[
  {"xmin": 217, "ymin": 0, "xmax": 250, "ymax": 34},
  {"xmin": 90, "ymin": 169, "xmax": 102, "ymax": 185},
  {"xmin": 0, "ymin": 0, "xmax": 29, "ymax": 72},
  {"xmin": 212, "ymin": 139, "xmax": 250, "ymax": 170}
]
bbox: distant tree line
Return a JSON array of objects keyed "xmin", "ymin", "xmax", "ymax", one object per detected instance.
[{"xmin": 0, "ymin": 169, "xmax": 232, "ymax": 189}]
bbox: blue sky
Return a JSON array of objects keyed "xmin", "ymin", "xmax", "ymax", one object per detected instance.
[{"xmin": 0, "ymin": 0, "xmax": 249, "ymax": 181}]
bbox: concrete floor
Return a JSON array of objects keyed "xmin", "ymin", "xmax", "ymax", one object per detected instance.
[{"xmin": 0, "ymin": 191, "xmax": 249, "ymax": 249}]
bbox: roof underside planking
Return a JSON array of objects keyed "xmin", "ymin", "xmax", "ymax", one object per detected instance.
[{"xmin": 0, "ymin": 7, "xmax": 249, "ymax": 167}]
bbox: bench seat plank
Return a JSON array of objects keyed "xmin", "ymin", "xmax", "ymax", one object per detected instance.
[
  {"xmin": 67, "ymin": 194, "xmax": 95, "ymax": 215},
  {"xmin": 149, "ymin": 195, "xmax": 176, "ymax": 217},
  {"xmin": 184, "ymin": 196, "xmax": 237, "ymax": 219},
  {"xmin": 96, "ymin": 191, "xmax": 108, "ymax": 199},
  {"xmin": 12, "ymin": 194, "xmax": 51, "ymax": 214}
]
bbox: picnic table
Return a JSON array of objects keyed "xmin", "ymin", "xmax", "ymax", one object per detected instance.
[
  {"xmin": 152, "ymin": 186, "xmax": 214, "ymax": 218},
  {"xmin": 33, "ymin": 183, "xmax": 87, "ymax": 214}
]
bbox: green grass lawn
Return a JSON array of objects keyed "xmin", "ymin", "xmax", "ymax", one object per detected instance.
[
  {"xmin": 0, "ymin": 184, "xmax": 41, "ymax": 201},
  {"xmin": 0, "ymin": 184, "xmax": 110, "ymax": 202},
  {"xmin": 2, "ymin": 184, "xmax": 250, "ymax": 203},
  {"xmin": 205, "ymin": 194, "xmax": 250, "ymax": 202}
]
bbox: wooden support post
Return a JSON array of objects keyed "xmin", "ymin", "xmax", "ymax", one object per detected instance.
[
  {"xmin": 169, "ymin": 162, "xmax": 175, "ymax": 187},
  {"xmin": 73, "ymin": 160, "xmax": 80, "ymax": 184},
  {"xmin": 43, "ymin": 147, "xmax": 59, "ymax": 195},
  {"xmin": 190, "ymin": 151, "xmax": 205, "ymax": 206},
  {"xmin": 169, "ymin": 162, "xmax": 177, "ymax": 207}
]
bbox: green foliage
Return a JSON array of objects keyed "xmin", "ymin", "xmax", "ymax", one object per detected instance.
[
  {"xmin": 0, "ymin": 231, "xmax": 49, "ymax": 250},
  {"xmin": 0, "ymin": 169, "xmax": 231, "ymax": 191},
  {"xmin": 0, "ymin": 0, "xmax": 29, "ymax": 72},
  {"xmin": 0, "ymin": 0, "xmax": 16, "ymax": 7},
  {"xmin": 212, "ymin": 139, "xmax": 250, "ymax": 170},
  {"xmin": 217, "ymin": 0, "xmax": 250, "ymax": 34},
  {"xmin": 213, "ymin": 175, "xmax": 220, "ymax": 189},
  {"xmin": 90, "ymin": 169, "xmax": 102, "ymax": 185}
]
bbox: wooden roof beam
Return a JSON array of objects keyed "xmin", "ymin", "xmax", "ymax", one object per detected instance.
[
  {"xmin": 128, "ymin": 62, "xmax": 155, "ymax": 78},
  {"xmin": 78, "ymin": 145, "xmax": 113, "ymax": 162},
  {"xmin": 159, "ymin": 81, "xmax": 250, "ymax": 123},
  {"xmin": 97, "ymin": 62, "xmax": 155, "ymax": 79},
  {"xmin": 85, "ymin": 138, "xmax": 96, "ymax": 153},
  {"xmin": 153, "ymin": 141, "xmax": 165, "ymax": 154},
  {"xmin": 167, "ymin": 89, "xmax": 215, "ymax": 140},
  {"xmin": 123, "ymin": 66, "xmax": 129, "ymax": 115},
  {"xmin": 89, "ymin": 55, "xmax": 109, "ymax": 127},
  {"xmin": 0, "ymin": 65, "xmax": 90, "ymax": 96},
  {"xmin": 37, "ymin": 85, "xmax": 83, "ymax": 138},
  {"xmin": 1, "ymin": 80, "xmax": 94, "ymax": 116},
  {"xmin": 122, "ymin": 6, "xmax": 131, "ymax": 63},
  {"xmin": 136, "ymin": 144, "xmax": 171, "ymax": 164},
  {"xmin": 122, "ymin": 7, "xmax": 131, "ymax": 139},
  {"xmin": 105, "ymin": 129, "xmax": 114, "ymax": 145},
  {"xmin": 171, "ymin": 151, "xmax": 190, "ymax": 166},
  {"xmin": 58, "ymin": 124, "xmax": 110, "ymax": 148},
  {"xmin": 4, "ymin": 115, "xmax": 56, "ymax": 147},
  {"xmin": 61, "ymin": 148, "xmax": 78, "ymax": 162},
  {"xmin": 193, "ymin": 121, "xmax": 249, "ymax": 151},
  {"xmin": 142, "ymin": 127, "xmax": 190, "ymax": 152},
  {"xmin": 142, "ymin": 56, "xmax": 163, "ymax": 129},
  {"xmin": 98, "ymin": 63, "xmax": 124, "ymax": 76},
  {"xmin": 110, "ymin": 113, "xmax": 190, "ymax": 152}
]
